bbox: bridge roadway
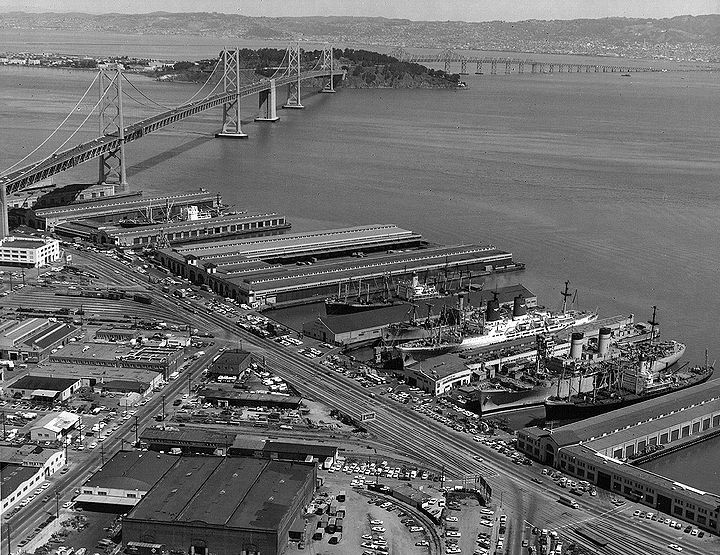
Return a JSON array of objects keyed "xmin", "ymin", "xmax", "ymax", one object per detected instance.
[
  {"xmin": 4, "ymin": 252, "xmax": 714, "ymax": 555},
  {"xmin": 0, "ymin": 68, "xmax": 345, "ymax": 196}
]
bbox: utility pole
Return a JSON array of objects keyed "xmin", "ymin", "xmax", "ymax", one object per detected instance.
[
  {"xmin": 188, "ymin": 374, "xmax": 192, "ymax": 396},
  {"xmin": 55, "ymin": 490, "xmax": 60, "ymax": 519},
  {"xmin": 100, "ymin": 440, "xmax": 105, "ymax": 466},
  {"xmin": 134, "ymin": 415, "xmax": 139, "ymax": 445},
  {"xmin": 20, "ymin": 268, "xmax": 25, "ymax": 286},
  {"xmin": 161, "ymin": 395, "xmax": 165, "ymax": 421}
]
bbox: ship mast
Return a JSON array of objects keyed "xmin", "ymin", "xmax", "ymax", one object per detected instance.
[
  {"xmin": 561, "ymin": 280, "xmax": 572, "ymax": 314},
  {"xmin": 648, "ymin": 305, "xmax": 659, "ymax": 344}
]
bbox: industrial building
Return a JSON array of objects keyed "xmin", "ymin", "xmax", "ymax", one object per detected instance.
[
  {"xmin": 0, "ymin": 445, "xmax": 66, "ymax": 516},
  {"xmin": 55, "ymin": 212, "xmax": 290, "ymax": 247},
  {"xmin": 6, "ymin": 375, "xmax": 82, "ymax": 403},
  {"xmin": 0, "ymin": 235, "xmax": 60, "ymax": 267},
  {"xmin": 29, "ymin": 410, "xmax": 81, "ymax": 442},
  {"xmin": 206, "ymin": 349, "xmax": 254, "ymax": 380},
  {"xmin": 21, "ymin": 190, "xmax": 219, "ymax": 230},
  {"xmin": 155, "ymin": 224, "xmax": 522, "ymax": 307},
  {"xmin": 140, "ymin": 428, "xmax": 338, "ymax": 464},
  {"xmin": 229, "ymin": 437, "xmax": 338, "ymax": 464},
  {"xmin": 397, "ymin": 354, "xmax": 475, "ymax": 396},
  {"xmin": 122, "ymin": 456, "xmax": 316, "ymax": 555},
  {"xmin": 75, "ymin": 451, "xmax": 178, "ymax": 510},
  {"xmin": 0, "ymin": 318, "xmax": 81, "ymax": 362},
  {"xmin": 517, "ymin": 381, "xmax": 720, "ymax": 534},
  {"xmin": 48, "ymin": 342, "xmax": 183, "ymax": 378}
]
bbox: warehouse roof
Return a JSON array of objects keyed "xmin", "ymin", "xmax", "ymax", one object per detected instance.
[
  {"xmin": 84, "ymin": 451, "xmax": 177, "ymax": 491},
  {"xmin": 126, "ymin": 457, "xmax": 314, "ymax": 531},
  {"xmin": 8, "ymin": 375, "xmax": 79, "ymax": 392},
  {"xmin": 100, "ymin": 213, "xmax": 284, "ymax": 238},
  {"xmin": 140, "ymin": 427, "xmax": 234, "ymax": 447},
  {"xmin": 31, "ymin": 411, "xmax": 80, "ymax": 434},
  {"xmin": 199, "ymin": 388, "xmax": 301, "ymax": 406},
  {"xmin": 549, "ymin": 380, "xmax": 720, "ymax": 448},
  {"xmin": 406, "ymin": 353, "xmax": 470, "ymax": 380},
  {"xmin": 23, "ymin": 322, "xmax": 76, "ymax": 350},
  {"xmin": 0, "ymin": 464, "xmax": 38, "ymax": 501},
  {"xmin": 176, "ymin": 224, "xmax": 419, "ymax": 257},
  {"xmin": 34, "ymin": 190, "xmax": 215, "ymax": 218}
]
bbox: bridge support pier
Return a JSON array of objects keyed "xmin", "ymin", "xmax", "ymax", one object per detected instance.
[
  {"xmin": 283, "ymin": 43, "xmax": 304, "ymax": 109},
  {"xmin": 321, "ymin": 45, "xmax": 336, "ymax": 93},
  {"xmin": 97, "ymin": 64, "xmax": 128, "ymax": 193},
  {"xmin": 255, "ymin": 79, "xmax": 280, "ymax": 122},
  {"xmin": 216, "ymin": 49, "xmax": 248, "ymax": 139}
]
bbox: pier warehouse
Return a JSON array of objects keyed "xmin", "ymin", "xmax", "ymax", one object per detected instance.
[
  {"xmin": 155, "ymin": 224, "xmax": 521, "ymax": 307},
  {"xmin": 122, "ymin": 456, "xmax": 316, "ymax": 555},
  {"xmin": 517, "ymin": 381, "xmax": 720, "ymax": 534},
  {"xmin": 20, "ymin": 190, "xmax": 219, "ymax": 231}
]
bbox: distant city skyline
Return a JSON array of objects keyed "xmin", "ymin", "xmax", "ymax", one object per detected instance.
[{"xmin": 1, "ymin": 0, "xmax": 720, "ymax": 21}]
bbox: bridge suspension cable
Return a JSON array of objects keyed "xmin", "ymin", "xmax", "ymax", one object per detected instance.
[
  {"xmin": 121, "ymin": 73, "xmax": 173, "ymax": 110},
  {"xmin": 50, "ymin": 73, "xmax": 120, "ymax": 156},
  {"xmin": 175, "ymin": 56, "xmax": 222, "ymax": 106},
  {"xmin": 0, "ymin": 71, "xmax": 101, "ymax": 176}
]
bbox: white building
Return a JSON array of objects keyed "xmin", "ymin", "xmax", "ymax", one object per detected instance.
[
  {"xmin": 0, "ymin": 445, "xmax": 66, "ymax": 517},
  {"xmin": 30, "ymin": 411, "xmax": 81, "ymax": 442},
  {"xmin": 0, "ymin": 236, "xmax": 60, "ymax": 267},
  {"xmin": 398, "ymin": 353, "xmax": 475, "ymax": 396}
]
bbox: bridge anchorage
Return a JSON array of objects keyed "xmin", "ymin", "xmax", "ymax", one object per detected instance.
[{"xmin": 0, "ymin": 43, "xmax": 345, "ymax": 238}]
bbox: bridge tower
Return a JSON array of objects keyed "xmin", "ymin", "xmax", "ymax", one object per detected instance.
[
  {"xmin": 459, "ymin": 59, "xmax": 469, "ymax": 75},
  {"xmin": 518, "ymin": 61, "xmax": 524, "ymax": 74},
  {"xmin": 490, "ymin": 61, "xmax": 497, "ymax": 75},
  {"xmin": 97, "ymin": 64, "xmax": 128, "ymax": 193},
  {"xmin": 475, "ymin": 61, "xmax": 483, "ymax": 74},
  {"xmin": 321, "ymin": 45, "xmax": 336, "ymax": 93},
  {"xmin": 505, "ymin": 61, "xmax": 511, "ymax": 75},
  {"xmin": 283, "ymin": 43, "xmax": 304, "ymax": 109},
  {"xmin": 216, "ymin": 49, "xmax": 248, "ymax": 139},
  {"xmin": 0, "ymin": 183, "xmax": 7, "ymax": 238}
]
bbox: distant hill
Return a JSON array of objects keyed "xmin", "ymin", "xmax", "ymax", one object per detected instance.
[{"xmin": 3, "ymin": 12, "xmax": 720, "ymax": 62}]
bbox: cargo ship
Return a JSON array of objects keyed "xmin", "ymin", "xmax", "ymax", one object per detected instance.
[
  {"xmin": 325, "ymin": 274, "xmax": 440, "ymax": 315},
  {"xmin": 544, "ymin": 361, "xmax": 712, "ymax": 421},
  {"xmin": 398, "ymin": 282, "xmax": 597, "ymax": 355}
]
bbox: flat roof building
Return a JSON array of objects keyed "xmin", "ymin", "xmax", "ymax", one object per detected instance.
[
  {"xmin": 199, "ymin": 387, "xmax": 301, "ymax": 409},
  {"xmin": 76, "ymin": 451, "xmax": 177, "ymax": 510},
  {"xmin": 398, "ymin": 354, "xmax": 475, "ymax": 396},
  {"xmin": 6, "ymin": 375, "xmax": 82, "ymax": 403},
  {"xmin": 0, "ymin": 445, "xmax": 66, "ymax": 516},
  {"xmin": 30, "ymin": 410, "xmax": 81, "ymax": 442},
  {"xmin": 0, "ymin": 235, "xmax": 60, "ymax": 268},
  {"xmin": 122, "ymin": 457, "xmax": 316, "ymax": 555}
]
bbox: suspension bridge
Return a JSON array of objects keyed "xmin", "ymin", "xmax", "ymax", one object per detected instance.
[
  {"xmin": 0, "ymin": 44, "xmax": 345, "ymax": 238},
  {"xmin": 388, "ymin": 48, "xmax": 658, "ymax": 75}
]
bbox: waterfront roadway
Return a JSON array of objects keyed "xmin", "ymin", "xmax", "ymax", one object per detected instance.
[{"xmin": 6, "ymin": 250, "xmax": 715, "ymax": 555}]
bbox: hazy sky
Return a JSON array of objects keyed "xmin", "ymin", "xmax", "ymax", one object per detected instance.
[{"xmin": 1, "ymin": 0, "xmax": 719, "ymax": 21}]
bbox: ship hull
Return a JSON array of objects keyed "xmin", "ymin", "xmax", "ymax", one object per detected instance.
[
  {"xmin": 544, "ymin": 369, "xmax": 713, "ymax": 421},
  {"xmin": 467, "ymin": 384, "xmax": 556, "ymax": 415},
  {"xmin": 325, "ymin": 299, "xmax": 398, "ymax": 315}
]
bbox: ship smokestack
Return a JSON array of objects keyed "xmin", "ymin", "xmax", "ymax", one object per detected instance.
[
  {"xmin": 485, "ymin": 298, "xmax": 502, "ymax": 322},
  {"xmin": 512, "ymin": 295, "xmax": 527, "ymax": 318},
  {"xmin": 570, "ymin": 332, "xmax": 584, "ymax": 359},
  {"xmin": 597, "ymin": 327, "xmax": 611, "ymax": 356}
]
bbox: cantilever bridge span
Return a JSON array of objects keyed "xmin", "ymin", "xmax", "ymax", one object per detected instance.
[
  {"xmin": 0, "ymin": 45, "xmax": 344, "ymax": 237},
  {"xmin": 389, "ymin": 48, "xmax": 658, "ymax": 75}
]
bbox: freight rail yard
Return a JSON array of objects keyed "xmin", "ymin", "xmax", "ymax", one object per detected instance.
[{"xmin": 0, "ymin": 186, "xmax": 717, "ymax": 555}]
